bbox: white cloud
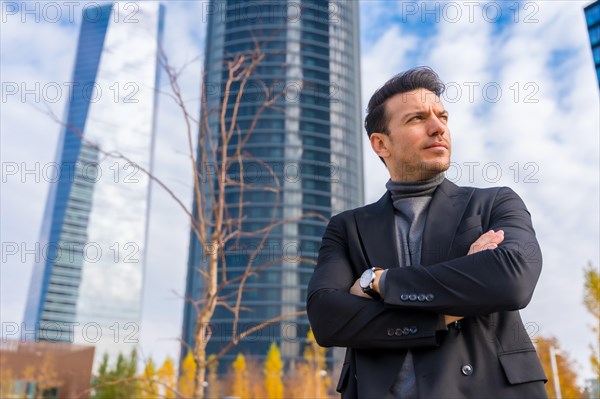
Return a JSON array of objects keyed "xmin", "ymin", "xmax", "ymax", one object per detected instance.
[
  {"xmin": 361, "ymin": 24, "xmax": 419, "ymax": 202},
  {"xmin": 361, "ymin": 25, "xmax": 419, "ymax": 106},
  {"xmin": 490, "ymin": 3, "xmax": 599, "ymax": 383}
]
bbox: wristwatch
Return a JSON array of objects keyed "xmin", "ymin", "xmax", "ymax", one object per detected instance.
[{"xmin": 359, "ymin": 267, "xmax": 383, "ymax": 300}]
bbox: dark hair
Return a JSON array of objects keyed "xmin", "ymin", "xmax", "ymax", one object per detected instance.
[{"xmin": 364, "ymin": 66, "xmax": 445, "ymax": 138}]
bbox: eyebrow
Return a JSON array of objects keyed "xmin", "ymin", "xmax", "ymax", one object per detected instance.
[{"xmin": 402, "ymin": 109, "xmax": 448, "ymax": 121}]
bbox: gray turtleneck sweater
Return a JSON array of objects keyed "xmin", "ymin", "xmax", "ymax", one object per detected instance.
[{"xmin": 379, "ymin": 173, "xmax": 444, "ymax": 399}]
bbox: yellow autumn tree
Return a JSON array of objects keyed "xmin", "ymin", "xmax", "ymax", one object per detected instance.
[
  {"xmin": 264, "ymin": 342, "xmax": 284, "ymax": 398},
  {"xmin": 584, "ymin": 262, "xmax": 600, "ymax": 380},
  {"xmin": 232, "ymin": 353, "xmax": 250, "ymax": 398},
  {"xmin": 21, "ymin": 365, "xmax": 38, "ymax": 393},
  {"xmin": 248, "ymin": 357, "xmax": 266, "ymax": 398},
  {"xmin": 36, "ymin": 354, "xmax": 62, "ymax": 398},
  {"xmin": 284, "ymin": 361, "xmax": 304, "ymax": 399},
  {"xmin": 178, "ymin": 351, "xmax": 196, "ymax": 398},
  {"xmin": 139, "ymin": 358, "xmax": 159, "ymax": 398},
  {"xmin": 285, "ymin": 330, "xmax": 331, "ymax": 399},
  {"xmin": 206, "ymin": 355, "xmax": 220, "ymax": 399},
  {"xmin": 0, "ymin": 358, "xmax": 15, "ymax": 398},
  {"xmin": 18, "ymin": 355, "xmax": 62, "ymax": 399},
  {"xmin": 535, "ymin": 336, "xmax": 582, "ymax": 399},
  {"xmin": 301, "ymin": 329, "xmax": 331, "ymax": 398},
  {"xmin": 157, "ymin": 356, "xmax": 176, "ymax": 399}
]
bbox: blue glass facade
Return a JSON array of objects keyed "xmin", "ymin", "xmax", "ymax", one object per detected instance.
[
  {"xmin": 181, "ymin": 0, "xmax": 363, "ymax": 368},
  {"xmin": 23, "ymin": 4, "xmax": 113, "ymax": 342},
  {"xmin": 585, "ymin": 0, "xmax": 600, "ymax": 86},
  {"xmin": 24, "ymin": 3, "xmax": 164, "ymax": 366}
]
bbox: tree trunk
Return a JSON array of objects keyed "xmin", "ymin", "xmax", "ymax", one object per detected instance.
[{"xmin": 193, "ymin": 237, "xmax": 219, "ymax": 399}]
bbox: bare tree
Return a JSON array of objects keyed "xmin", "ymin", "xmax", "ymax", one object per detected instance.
[{"xmin": 159, "ymin": 36, "xmax": 324, "ymax": 398}]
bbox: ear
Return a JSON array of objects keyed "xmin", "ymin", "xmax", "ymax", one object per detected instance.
[{"xmin": 370, "ymin": 133, "xmax": 391, "ymax": 160}]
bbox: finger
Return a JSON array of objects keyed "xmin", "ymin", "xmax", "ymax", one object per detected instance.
[
  {"xmin": 468, "ymin": 230, "xmax": 506, "ymax": 255},
  {"xmin": 469, "ymin": 235, "xmax": 501, "ymax": 254},
  {"xmin": 472, "ymin": 231, "xmax": 497, "ymax": 247},
  {"xmin": 489, "ymin": 237, "xmax": 503, "ymax": 245},
  {"xmin": 482, "ymin": 230, "xmax": 504, "ymax": 242},
  {"xmin": 488, "ymin": 230, "xmax": 505, "ymax": 245}
]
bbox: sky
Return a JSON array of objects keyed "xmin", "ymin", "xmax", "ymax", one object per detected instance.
[{"xmin": 1, "ymin": 0, "xmax": 599, "ymax": 385}]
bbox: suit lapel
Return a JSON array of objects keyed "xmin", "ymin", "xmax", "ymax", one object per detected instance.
[
  {"xmin": 354, "ymin": 192, "xmax": 400, "ymax": 270},
  {"xmin": 421, "ymin": 179, "xmax": 473, "ymax": 266}
]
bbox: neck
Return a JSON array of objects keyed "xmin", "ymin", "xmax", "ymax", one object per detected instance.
[{"xmin": 386, "ymin": 173, "xmax": 444, "ymax": 200}]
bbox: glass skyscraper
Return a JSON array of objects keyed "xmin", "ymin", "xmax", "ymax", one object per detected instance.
[
  {"xmin": 585, "ymin": 0, "xmax": 600, "ymax": 86},
  {"xmin": 181, "ymin": 0, "xmax": 363, "ymax": 367},
  {"xmin": 23, "ymin": 2, "xmax": 164, "ymax": 365}
]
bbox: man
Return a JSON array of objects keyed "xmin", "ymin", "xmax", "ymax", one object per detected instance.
[{"xmin": 306, "ymin": 67, "xmax": 547, "ymax": 398}]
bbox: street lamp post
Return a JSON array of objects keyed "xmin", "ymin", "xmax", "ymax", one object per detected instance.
[{"xmin": 549, "ymin": 346, "xmax": 562, "ymax": 399}]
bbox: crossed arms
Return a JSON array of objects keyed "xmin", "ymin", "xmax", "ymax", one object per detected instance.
[
  {"xmin": 349, "ymin": 229, "xmax": 505, "ymax": 326},
  {"xmin": 306, "ymin": 187, "xmax": 542, "ymax": 349}
]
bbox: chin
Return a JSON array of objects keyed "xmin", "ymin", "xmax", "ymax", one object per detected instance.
[{"xmin": 423, "ymin": 159, "xmax": 450, "ymax": 173}]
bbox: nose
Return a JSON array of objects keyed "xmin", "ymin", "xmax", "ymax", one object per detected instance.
[{"xmin": 426, "ymin": 114, "xmax": 446, "ymax": 136}]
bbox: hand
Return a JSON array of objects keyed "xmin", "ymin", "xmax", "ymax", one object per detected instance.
[
  {"xmin": 350, "ymin": 278, "xmax": 372, "ymax": 299},
  {"xmin": 467, "ymin": 229, "xmax": 504, "ymax": 255}
]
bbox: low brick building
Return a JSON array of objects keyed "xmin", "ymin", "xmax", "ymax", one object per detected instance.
[{"xmin": 0, "ymin": 340, "xmax": 94, "ymax": 398}]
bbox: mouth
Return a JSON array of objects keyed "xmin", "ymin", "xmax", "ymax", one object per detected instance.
[{"xmin": 425, "ymin": 142, "xmax": 448, "ymax": 150}]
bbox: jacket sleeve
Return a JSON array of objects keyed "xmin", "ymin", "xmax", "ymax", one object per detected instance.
[
  {"xmin": 306, "ymin": 213, "xmax": 442, "ymax": 349},
  {"xmin": 381, "ymin": 187, "xmax": 542, "ymax": 316}
]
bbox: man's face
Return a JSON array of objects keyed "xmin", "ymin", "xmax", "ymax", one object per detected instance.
[{"xmin": 370, "ymin": 88, "xmax": 451, "ymax": 182}]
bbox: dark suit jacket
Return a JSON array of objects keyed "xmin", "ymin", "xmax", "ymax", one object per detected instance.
[{"xmin": 307, "ymin": 179, "xmax": 548, "ymax": 398}]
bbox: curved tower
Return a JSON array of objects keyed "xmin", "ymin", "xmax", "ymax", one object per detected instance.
[
  {"xmin": 181, "ymin": 0, "xmax": 363, "ymax": 367},
  {"xmin": 23, "ymin": 2, "xmax": 164, "ymax": 366}
]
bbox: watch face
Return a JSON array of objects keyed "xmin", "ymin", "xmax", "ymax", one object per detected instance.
[{"xmin": 359, "ymin": 269, "xmax": 374, "ymax": 288}]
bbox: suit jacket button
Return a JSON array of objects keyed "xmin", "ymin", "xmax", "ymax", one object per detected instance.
[
  {"xmin": 409, "ymin": 327, "xmax": 418, "ymax": 334},
  {"xmin": 425, "ymin": 294, "xmax": 435, "ymax": 302},
  {"xmin": 400, "ymin": 294, "xmax": 409, "ymax": 301},
  {"xmin": 408, "ymin": 294, "xmax": 417, "ymax": 301},
  {"xmin": 461, "ymin": 364, "xmax": 473, "ymax": 376},
  {"xmin": 395, "ymin": 328, "xmax": 404, "ymax": 336},
  {"xmin": 417, "ymin": 294, "xmax": 426, "ymax": 301},
  {"xmin": 387, "ymin": 328, "xmax": 395, "ymax": 337}
]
